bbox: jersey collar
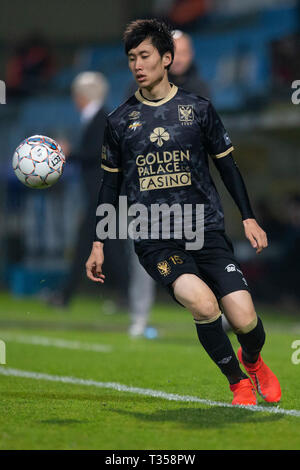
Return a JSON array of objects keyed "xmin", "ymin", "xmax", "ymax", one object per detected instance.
[{"xmin": 135, "ymin": 84, "xmax": 178, "ymax": 107}]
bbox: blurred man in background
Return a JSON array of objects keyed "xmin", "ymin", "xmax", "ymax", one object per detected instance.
[
  {"xmin": 48, "ymin": 71, "xmax": 109, "ymax": 307},
  {"xmin": 169, "ymin": 29, "xmax": 210, "ymax": 97}
]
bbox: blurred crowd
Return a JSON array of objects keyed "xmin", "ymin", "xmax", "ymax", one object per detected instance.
[
  {"xmin": 5, "ymin": 34, "xmax": 56, "ymax": 100},
  {"xmin": 245, "ymin": 194, "xmax": 300, "ymax": 311}
]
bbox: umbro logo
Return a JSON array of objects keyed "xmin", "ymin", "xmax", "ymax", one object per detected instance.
[
  {"xmin": 218, "ymin": 356, "xmax": 232, "ymax": 365},
  {"xmin": 128, "ymin": 110, "xmax": 141, "ymax": 120}
]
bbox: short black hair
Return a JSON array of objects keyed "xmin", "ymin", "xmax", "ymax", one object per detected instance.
[{"xmin": 123, "ymin": 19, "xmax": 174, "ymax": 69}]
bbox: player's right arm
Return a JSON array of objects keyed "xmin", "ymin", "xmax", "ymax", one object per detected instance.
[
  {"xmin": 86, "ymin": 241, "xmax": 105, "ymax": 283},
  {"xmin": 86, "ymin": 119, "xmax": 123, "ymax": 283}
]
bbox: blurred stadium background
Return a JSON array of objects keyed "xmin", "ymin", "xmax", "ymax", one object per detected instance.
[{"xmin": 0, "ymin": 0, "xmax": 300, "ymax": 314}]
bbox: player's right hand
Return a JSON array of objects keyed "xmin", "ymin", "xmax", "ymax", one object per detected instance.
[
  {"xmin": 243, "ymin": 218, "xmax": 268, "ymax": 254},
  {"xmin": 86, "ymin": 242, "xmax": 106, "ymax": 283}
]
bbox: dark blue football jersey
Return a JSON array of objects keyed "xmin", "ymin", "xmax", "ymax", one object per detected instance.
[{"xmin": 101, "ymin": 85, "xmax": 234, "ymax": 235}]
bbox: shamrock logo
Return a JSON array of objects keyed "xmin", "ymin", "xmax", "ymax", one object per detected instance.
[{"xmin": 150, "ymin": 127, "xmax": 170, "ymax": 147}]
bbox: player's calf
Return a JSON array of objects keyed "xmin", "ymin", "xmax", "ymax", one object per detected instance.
[
  {"xmin": 172, "ymin": 273, "xmax": 254, "ymax": 402},
  {"xmin": 194, "ymin": 314, "xmax": 248, "ymax": 386},
  {"xmin": 235, "ymin": 316, "xmax": 266, "ymax": 364}
]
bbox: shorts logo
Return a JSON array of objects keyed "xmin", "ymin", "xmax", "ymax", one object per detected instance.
[
  {"xmin": 178, "ymin": 105, "xmax": 194, "ymax": 124},
  {"xmin": 157, "ymin": 260, "xmax": 171, "ymax": 276},
  {"xmin": 225, "ymin": 263, "xmax": 236, "ymax": 272},
  {"xmin": 150, "ymin": 127, "xmax": 170, "ymax": 147},
  {"xmin": 225, "ymin": 263, "xmax": 248, "ymax": 286}
]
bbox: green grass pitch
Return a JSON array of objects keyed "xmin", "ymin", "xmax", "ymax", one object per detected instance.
[{"xmin": 0, "ymin": 291, "xmax": 299, "ymax": 450}]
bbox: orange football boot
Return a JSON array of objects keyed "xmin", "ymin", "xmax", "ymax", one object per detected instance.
[
  {"xmin": 230, "ymin": 378, "xmax": 257, "ymax": 406},
  {"xmin": 237, "ymin": 347, "xmax": 281, "ymax": 403}
]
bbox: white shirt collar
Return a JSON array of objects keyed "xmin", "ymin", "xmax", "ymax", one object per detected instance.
[{"xmin": 80, "ymin": 99, "xmax": 103, "ymax": 124}]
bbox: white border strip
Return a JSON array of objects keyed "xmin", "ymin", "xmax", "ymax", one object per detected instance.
[
  {"xmin": 1, "ymin": 334, "xmax": 112, "ymax": 353},
  {"xmin": 0, "ymin": 367, "xmax": 299, "ymax": 418}
]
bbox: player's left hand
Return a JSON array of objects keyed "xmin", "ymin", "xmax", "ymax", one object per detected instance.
[{"xmin": 243, "ymin": 218, "xmax": 268, "ymax": 254}]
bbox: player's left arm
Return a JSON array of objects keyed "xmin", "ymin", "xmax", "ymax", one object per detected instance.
[
  {"xmin": 213, "ymin": 154, "xmax": 268, "ymax": 254},
  {"xmin": 201, "ymin": 100, "xmax": 267, "ymax": 254}
]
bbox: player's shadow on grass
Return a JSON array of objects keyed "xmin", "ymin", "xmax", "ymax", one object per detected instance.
[
  {"xmin": 2, "ymin": 391, "xmax": 284, "ymax": 428},
  {"xmin": 1, "ymin": 390, "xmax": 157, "ymax": 404},
  {"xmin": 108, "ymin": 406, "xmax": 282, "ymax": 429},
  {"xmin": 39, "ymin": 419, "xmax": 85, "ymax": 425}
]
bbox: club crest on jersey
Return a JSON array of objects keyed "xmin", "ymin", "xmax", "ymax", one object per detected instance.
[
  {"xmin": 150, "ymin": 127, "xmax": 170, "ymax": 147},
  {"xmin": 178, "ymin": 105, "xmax": 194, "ymax": 125},
  {"xmin": 157, "ymin": 260, "xmax": 171, "ymax": 276}
]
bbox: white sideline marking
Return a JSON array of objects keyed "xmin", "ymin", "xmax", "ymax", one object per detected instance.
[
  {"xmin": 0, "ymin": 333, "xmax": 112, "ymax": 353},
  {"xmin": 0, "ymin": 367, "xmax": 300, "ymax": 418}
]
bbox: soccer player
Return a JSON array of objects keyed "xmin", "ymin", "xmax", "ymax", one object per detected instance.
[{"xmin": 86, "ymin": 19, "xmax": 281, "ymax": 406}]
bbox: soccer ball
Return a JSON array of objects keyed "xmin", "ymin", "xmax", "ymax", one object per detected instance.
[{"xmin": 12, "ymin": 135, "xmax": 65, "ymax": 189}]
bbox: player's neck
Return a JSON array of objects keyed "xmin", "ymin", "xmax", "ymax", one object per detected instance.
[{"xmin": 140, "ymin": 76, "xmax": 171, "ymax": 102}]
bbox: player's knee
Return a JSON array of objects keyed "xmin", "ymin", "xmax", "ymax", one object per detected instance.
[
  {"xmin": 191, "ymin": 297, "xmax": 220, "ymax": 322},
  {"xmin": 172, "ymin": 274, "xmax": 220, "ymax": 322},
  {"xmin": 233, "ymin": 316, "xmax": 258, "ymax": 335},
  {"xmin": 180, "ymin": 290, "xmax": 220, "ymax": 321}
]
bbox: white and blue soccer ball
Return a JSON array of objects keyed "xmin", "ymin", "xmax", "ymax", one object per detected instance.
[{"xmin": 12, "ymin": 135, "xmax": 65, "ymax": 189}]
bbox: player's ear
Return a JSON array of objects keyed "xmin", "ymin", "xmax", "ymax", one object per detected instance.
[{"xmin": 162, "ymin": 52, "xmax": 172, "ymax": 69}]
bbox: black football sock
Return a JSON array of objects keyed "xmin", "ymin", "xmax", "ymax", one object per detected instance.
[
  {"xmin": 195, "ymin": 316, "xmax": 248, "ymax": 385},
  {"xmin": 236, "ymin": 316, "xmax": 266, "ymax": 364}
]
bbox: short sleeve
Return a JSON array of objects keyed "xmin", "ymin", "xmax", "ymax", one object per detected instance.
[
  {"xmin": 101, "ymin": 120, "xmax": 122, "ymax": 173},
  {"xmin": 202, "ymin": 101, "xmax": 234, "ymax": 159}
]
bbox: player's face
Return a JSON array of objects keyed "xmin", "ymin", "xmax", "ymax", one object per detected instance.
[{"xmin": 128, "ymin": 38, "xmax": 171, "ymax": 89}]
